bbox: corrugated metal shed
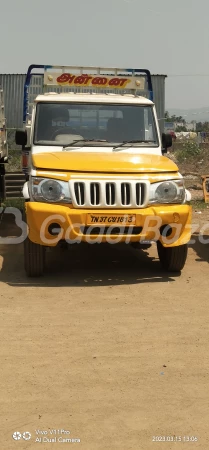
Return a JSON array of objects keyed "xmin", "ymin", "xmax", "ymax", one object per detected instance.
[
  {"xmin": 0, "ymin": 73, "xmax": 166, "ymax": 133},
  {"xmin": 0, "ymin": 74, "xmax": 25, "ymax": 128},
  {"xmin": 151, "ymin": 75, "xmax": 166, "ymax": 134}
]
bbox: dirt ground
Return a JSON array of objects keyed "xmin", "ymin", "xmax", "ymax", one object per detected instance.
[{"xmin": 0, "ymin": 209, "xmax": 209, "ymax": 450}]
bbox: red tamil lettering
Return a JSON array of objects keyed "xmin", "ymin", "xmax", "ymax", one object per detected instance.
[
  {"xmin": 57, "ymin": 73, "xmax": 75, "ymax": 85},
  {"xmin": 82, "ymin": 75, "xmax": 93, "ymax": 85},
  {"xmin": 74, "ymin": 75, "xmax": 84, "ymax": 85},
  {"xmin": 91, "ymin": 76, "xmax": 108, "ymax": 86},
  {"xmin": 119, "ymin": 78, "xmax": 129, "ymax": 87},
  {"xmin": 109, "ymin": 78, "xmax": 120, "ymax": 86},
  {"xmin": 98, "ymin": 77, "xmax": 108, "ymax": 85},
  {"xmin": 92, "ymin": 77, "xmax": 101, "ymax": 85},
  {"xmin": 74, "ymin": 75, "xmax": 93, "ymax": 85}
]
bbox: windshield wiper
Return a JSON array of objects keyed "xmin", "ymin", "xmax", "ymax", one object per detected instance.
[
  {"xmin": 63, "ymin": 139, "xmax": 107, "ymax": 149},
  {"xmin": 112, "ymin": 140, "xmax": 155, "ymax": 150}
]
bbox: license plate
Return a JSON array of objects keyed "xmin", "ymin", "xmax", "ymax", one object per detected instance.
[{"xmin": 87, "ymin": 214, "xmax": 136, "ymax": 226}]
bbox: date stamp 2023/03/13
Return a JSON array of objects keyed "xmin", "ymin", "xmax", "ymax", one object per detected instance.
[{"xmin": 152, "ymin": 436, "xmax": 198, "ymax": 443}]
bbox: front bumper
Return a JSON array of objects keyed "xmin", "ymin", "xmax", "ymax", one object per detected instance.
[{"xmin": 25, "ymin": 202, "xmax": 192, "ymax": 247}]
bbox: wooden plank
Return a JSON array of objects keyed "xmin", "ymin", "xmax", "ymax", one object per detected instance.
[{"xmin": 201, "ymin": 175, "xmax": 209, "ymax": 203}]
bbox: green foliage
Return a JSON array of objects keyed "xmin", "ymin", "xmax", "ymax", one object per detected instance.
[
  {"xmin": 191, "ymin": 200, "xmax": 208, "ymax": 210},
  {"xmin": 6, "ymin": 149, "xmax": 22, "ymax": 172},
  {"xmin": 1, "ymin": 198, "xmax": 24, "ymax": 210},
  {"xmin": 176, "ymin": 141, "xmax": 201, "ymax": 163},
  {"xmin": 165, "ymin": 111, "xmax": 186, "ymax": 124},
  {"xmin": 196, "ymin": 122, "xmax": 209, "ymax": 132},
  {"xmin": 175, "ymin": 126, "xmax": 187, "ymax": 132},
  {"xmin": 7, "ymin": 130, "xmax": 19, "ymax": 150}
]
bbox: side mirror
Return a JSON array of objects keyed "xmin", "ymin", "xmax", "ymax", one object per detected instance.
[
  {"xmin": 15, "ymin": 129, "xmax": 27, "ymax": 147},
  {"xmin": 162, "ymin": 133, "xmax": 172, "ymax": 154}
]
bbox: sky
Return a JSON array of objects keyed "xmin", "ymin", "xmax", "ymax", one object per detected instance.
[{"xmin": 1, "ymin": 0, "xmax": 209, "ymax": 110}]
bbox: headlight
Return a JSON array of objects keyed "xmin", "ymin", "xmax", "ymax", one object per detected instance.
[
  {"xmin": 30, "ymin": 177, "xmax": 72, "ymax": 203},
  {"xmin": 41, "ymin": 180, "xmax": 64, "ymax": 202},
  {"xmin": 149, "ymin": 179, "xmax": 185, "ymax": 204}
]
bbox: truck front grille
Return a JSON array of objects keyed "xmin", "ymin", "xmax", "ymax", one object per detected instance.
[{"xmin": 69, "ymin": 179, "xmax": 149, "ymax": 208}]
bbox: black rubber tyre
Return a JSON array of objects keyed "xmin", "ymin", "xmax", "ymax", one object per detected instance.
[
  {"xmin": 24, "ymin": 236, "xmax": 45, "ymax": 277},
  {"xmin": 157, "ymin": 241, "xmax": 188, "ymax": 272},
  {"xmin": 22, "ymin": 208, "xmax": 45, "ymax": 277},
  {"xmin": 130, "ymin": 242, "xmax": 152, "ymax": 250}
]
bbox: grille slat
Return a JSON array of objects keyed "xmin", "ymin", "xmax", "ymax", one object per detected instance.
[
  {"xmin": 70, "ymin": 179, "xmax": 148, "ymax": 208},
  {"xmin": 136, "ymin": 183, "xmax": 140, "ymax": 206},
  {"xmin": 74, "ymin": 182, "xmax": 85, "ymax": 205},
  {"xmin": 78, "ymin": 184, "xmax": 82, "ymax": 205},
  {"xmin": 106, "ymin": 183, "xmax": 115, "ymax": 206},
  {"xmin": 90, "ymin": 182, "xmax": 100, "ymax": 205},
  {"xmin": 121, "ymin": 183, "xmax": 131, "ymax": 206}
]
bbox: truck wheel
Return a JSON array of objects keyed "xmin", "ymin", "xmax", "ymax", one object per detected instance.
[
  {"xmin": 22, "ymin": 206, "xmax": 45, "ymax": 277},
  {"xmin": 157, "ymin": 241, "xmax": 188, "ymax": 272},
  {"xmin": 24, "ymin": 237, "xmax": 45, "ymax": 277}
]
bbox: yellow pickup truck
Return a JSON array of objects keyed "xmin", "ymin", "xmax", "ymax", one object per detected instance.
[{"xmin": 15, "ymin": 65, "xmax": 191, "ymax": 277}]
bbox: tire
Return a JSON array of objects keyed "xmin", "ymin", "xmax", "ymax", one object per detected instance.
[
  {"xmin": 24, "ymin": 237, "xmax": 45, "ymax": 277},
  {"xmin": 130, "ymin": 242, "xmax": 151, "ymax": 250},
  {"xmin": 157, "ymin": 241, "xmax": 188, "ymax": 272},
  {"xmin": 22, "ymin": 208, "xmax": 45, "ymax": 277}
]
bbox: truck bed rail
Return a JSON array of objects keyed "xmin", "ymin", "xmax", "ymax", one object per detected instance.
[{"xmin": 23, "ymin": 64, "xmax": 154, "ymax": 124}]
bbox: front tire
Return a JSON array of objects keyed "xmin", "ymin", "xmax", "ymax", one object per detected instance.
[
  {"xmin": 22, "ymin": 206, "xmax": 45, "ymax": 277},
  {"xmin": 24, "ymin": 237, "xmax": 45, "ymax": 277},
  {"xmin": 157, "ymin": 241, "xmax": 188, "ymax": 272}
]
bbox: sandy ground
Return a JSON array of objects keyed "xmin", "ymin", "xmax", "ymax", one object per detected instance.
[{"xmin": 0, "ymin": 210, "xmax": 209, "ymax": 450}]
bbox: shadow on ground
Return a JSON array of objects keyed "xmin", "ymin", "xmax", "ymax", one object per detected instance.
[
  {"xmin": 0, "ymin": 212, "xmax": 180, "ymax": 287},
  {"xmin": 190, "ymin": 232, "xmax": 209, "ymax": 264}
]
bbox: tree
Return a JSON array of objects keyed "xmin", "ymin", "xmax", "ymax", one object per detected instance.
[
  {"xmin": 196, "ymin": 121, "xmax": 209, "ymax": 132},
  {"xmin": 165, "ymin": 111, "xmax": 186, "ymax": 124},
  {"xmin": 175, "ymin": 126, "xmax": 187, "ymax": 132}
]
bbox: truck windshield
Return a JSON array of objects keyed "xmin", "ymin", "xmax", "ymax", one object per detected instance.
[{"xmin": 34, "ymin": 102, "xmax": 159, "ymax": 147}]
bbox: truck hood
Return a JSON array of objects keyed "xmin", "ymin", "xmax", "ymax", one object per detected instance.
[{"xmin": 32, "ymin": 151, "xmax": 178, "ymax": 174}]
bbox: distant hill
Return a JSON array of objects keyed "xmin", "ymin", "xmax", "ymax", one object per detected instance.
[{"xmin": 167, "ymin": 108, "xmax": 209, "ymax": 122}]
